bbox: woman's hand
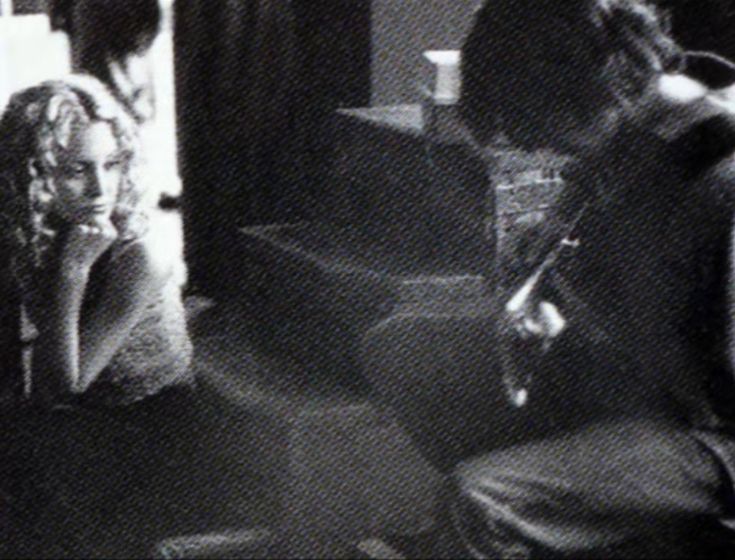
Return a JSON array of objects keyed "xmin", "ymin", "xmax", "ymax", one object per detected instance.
[
  {"xmin": 59, "ymin": 217, "xmax": 118, "ymax": 273},
  {"xmin": 34, "ymin": 223, "xmax": 164, "ymax": 401}
]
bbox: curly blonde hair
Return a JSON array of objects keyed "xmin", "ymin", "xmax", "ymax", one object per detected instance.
[{"xmin": 0, "ymin": 75, "xmax": 149, "ymax": 296}]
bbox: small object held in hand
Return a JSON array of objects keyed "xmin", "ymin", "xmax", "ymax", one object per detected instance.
[{"xmin": 508, "ymin": 387, "xmax": 529, "ymax": 408}]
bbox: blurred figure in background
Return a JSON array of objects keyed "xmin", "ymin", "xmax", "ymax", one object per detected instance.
[{"xmin": 48, "ymin": 0, "xmax": 161, "ymax": 124}]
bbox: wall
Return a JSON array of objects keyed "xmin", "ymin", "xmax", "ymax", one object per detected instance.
[
  {"xmin": 371, "ymin": 0, "xmax": 482, "ymax": 106},
  {"xmin": 0, "ymin": 15, "xmax": 70, "ymax": 110},
  {"xmin": 140, "ymin": 0, "xmax": 181, "ymax": 199}
]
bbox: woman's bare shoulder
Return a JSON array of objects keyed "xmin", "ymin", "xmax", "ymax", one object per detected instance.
[{"xmin": 111, "ymin": 210, "xmax": 181, "ymax": 287}]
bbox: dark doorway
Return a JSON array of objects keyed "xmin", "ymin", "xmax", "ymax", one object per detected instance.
[{"xmin": 174, "ymin": 0, "xmax": 372, "ymax": 296}]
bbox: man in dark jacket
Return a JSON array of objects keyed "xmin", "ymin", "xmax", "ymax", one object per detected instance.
[{"xmin": 365, "ymin": 1, "xmax": 735, "ymax": 557}]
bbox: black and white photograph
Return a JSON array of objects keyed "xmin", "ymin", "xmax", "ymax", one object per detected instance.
[{"xmin": 2, "ymin": 0, "xmax": 735, "ymax": 558}]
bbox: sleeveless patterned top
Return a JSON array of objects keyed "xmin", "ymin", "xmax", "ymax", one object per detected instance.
[{"xmin": 77, "ymin": 235, "xmax": 195, "ymax": 407}]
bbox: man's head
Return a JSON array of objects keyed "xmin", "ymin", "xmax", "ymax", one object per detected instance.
[{"xmin": 460, "ymin": 0, "xmax": 681, "ymax": 150}]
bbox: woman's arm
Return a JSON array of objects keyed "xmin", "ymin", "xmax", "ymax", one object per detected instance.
[
  {"xmin": 76, "ymin": 239, "xmax": 169, "ymax": 391},
  {"xmin": 33, "ymin": 223, "xmax": 171, "ymax": 403},
  {"xmin": 32, "ymin": 263, "xmax": 89, "ymax": 400}
]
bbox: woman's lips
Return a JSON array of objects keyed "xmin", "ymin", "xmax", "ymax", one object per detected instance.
[
  {"xmin": 85, "ymin": 203, "xmax": 110, "ymax": 214},
  {"xmin": 77, "ymin": 204, "xmax": 111, "ymax": 219}
]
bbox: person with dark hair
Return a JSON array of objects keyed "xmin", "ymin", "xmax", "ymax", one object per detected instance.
[
  {"xmin": 48, "ymin": 0, "xmax": 162, "ymax": 124},
  {"xmin": 458, "ymin": 0, "xmax": 735, "ymax": 556},
  {"xmin": 364, "ymin": 0, "xmax": 735, "ymax": 557}
]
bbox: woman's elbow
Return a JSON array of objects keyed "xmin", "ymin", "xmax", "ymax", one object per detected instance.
[
  {"xmin": 33, "ymin": 375, "xmax": 81, "ymax": 407},
  {"xmin": 33, "ymin": 360, "xmax": 85, "ymax": 403},
  {"xmin": 125, "ymin": 239, "xmax": 175, "ymax": 298}
]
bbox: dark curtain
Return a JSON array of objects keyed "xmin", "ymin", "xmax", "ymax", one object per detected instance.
[
  {"xmin": 175, "ymin": 0, "xmax": 302, "ymax": 294},
  {"xmin": 175, "ymin": 0, "xmax": 371, "ymax": 295}
]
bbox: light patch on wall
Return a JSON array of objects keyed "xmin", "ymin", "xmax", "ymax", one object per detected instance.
[
  {"xmin": 371, "ymin": 0, "xmax": 483, "ymax": 106},
  {"xmin": 0, "ymin": 15, "xmax": 71, "ymax": 110}
]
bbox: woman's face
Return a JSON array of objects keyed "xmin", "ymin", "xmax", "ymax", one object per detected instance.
[{"xmin": 52, "ymin": 121, "xmax": 125, "ymax": 225}]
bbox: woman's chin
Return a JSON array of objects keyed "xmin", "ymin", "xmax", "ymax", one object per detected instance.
[{"xmin": 61, "ymin": 209, "xmax": 113, "ymax": 226}]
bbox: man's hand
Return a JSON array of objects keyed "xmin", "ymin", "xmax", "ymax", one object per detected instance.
[
  {"xmin": 518, "ymin": 301, "xmax": 567, "ymax": 348},
  {"xmin": 500, "ymin": 295, "xmax": 567, "ymax": 408},
  {"xmin": 506, "ymin": 293, "xmax": 567, "ymax": 349}
]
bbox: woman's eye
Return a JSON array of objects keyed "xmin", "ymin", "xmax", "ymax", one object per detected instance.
[
  {"xmin": 67, "ymin": 163, "xmax": 87, "ymax": 176},
  {"xmin": 104, "ymin": 159, "xmax": 123, "ymax": 171}
]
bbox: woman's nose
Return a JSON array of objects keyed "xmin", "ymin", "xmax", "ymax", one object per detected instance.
[{"xmin": 85, "ymin": 169, "xmax": 104, "ymax": 198}]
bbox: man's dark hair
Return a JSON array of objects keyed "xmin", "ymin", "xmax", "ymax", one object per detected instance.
[{"xmin": 460, "ymin": 0, "xmax": 681, "ymax": 147}]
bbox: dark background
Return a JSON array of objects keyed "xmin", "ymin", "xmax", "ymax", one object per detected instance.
[
  {"xmin": 656, "ymin": 0, "xmax": 735, "ymax": 59},
  {"xmin": 174, "ymin": 0, "xmax": 372, "ymax": 295}
]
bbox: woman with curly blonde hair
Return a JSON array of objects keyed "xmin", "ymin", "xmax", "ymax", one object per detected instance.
[
  {"xmin": 0, "ymin": 76, "xmax": 201, "ymax": 557},
  {"xmin": 0, "ymin": 75, "xmax": 192, "ymax": 407}
]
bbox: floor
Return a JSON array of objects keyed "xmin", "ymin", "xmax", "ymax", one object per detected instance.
[
  {"xmin": 188, "ymin": 298, "xmax": 441, "ymax": 552},
  {"xmin": 1, "ymin": 299, "xmax": 440, "ymax": 559},
  {"xmin": 0, "ymin": 299, "xmax": 279, "ymax": 559}
]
